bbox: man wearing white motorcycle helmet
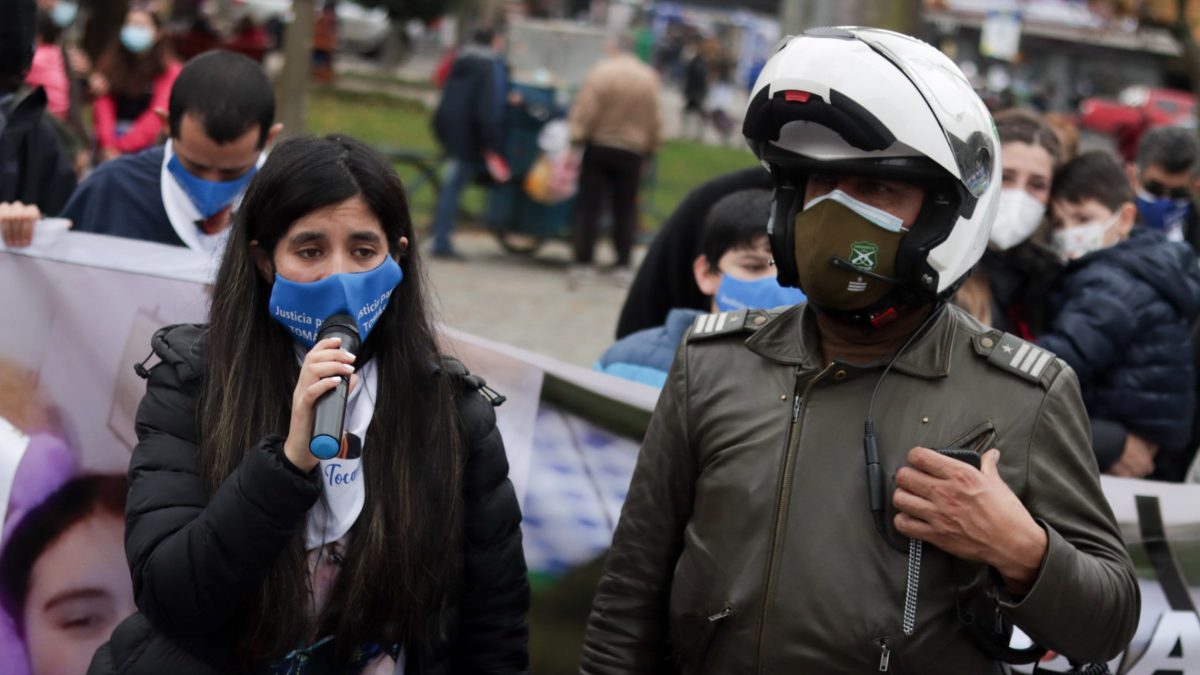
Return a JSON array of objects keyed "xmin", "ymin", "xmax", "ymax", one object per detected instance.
[{"xmin": 581, "ymin": 28, "xmax": 1137, "ymax": 674}]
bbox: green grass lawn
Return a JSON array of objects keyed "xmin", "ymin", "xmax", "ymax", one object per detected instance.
[{"xmin": 306, "ymin": 87, "xmax": 759, "ymax": 235}]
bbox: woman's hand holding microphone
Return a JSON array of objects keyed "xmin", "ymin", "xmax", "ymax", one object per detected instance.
[{"xmin": 283, "ymin": 337, "xmax": 357, "ymax": 473}]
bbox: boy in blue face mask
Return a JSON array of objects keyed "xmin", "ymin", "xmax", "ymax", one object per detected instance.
[{"xmin": 595, "ymin": 189, "xmax": 805, "ymax": 387}]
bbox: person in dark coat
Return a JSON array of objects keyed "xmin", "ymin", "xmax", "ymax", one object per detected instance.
[
  {"xmin": 1039, "ymin": 151, "xmax": 1200, "ymax": 481},
  {"xmin": 615, "ymin": 166, "xmax": 771, "ymax": 338},
  {"xmin": 87, "ymin": 136, "xmax": 529, "ymax": 675},
  {"xmin": 429, "ymin": 28, "xmax": 507, "ymax": 259},
  {"xmin": 680, "ymin": 40, "xmax": 707, "ymax": 140},
  {"xmin": 0, "ymin": 0, "xmax": 77, "ymax": 248}
]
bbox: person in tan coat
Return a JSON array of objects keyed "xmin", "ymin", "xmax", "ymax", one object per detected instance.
[{"xmin": 568, "ymin": 37, "xmax": 662, "ymax": 285}]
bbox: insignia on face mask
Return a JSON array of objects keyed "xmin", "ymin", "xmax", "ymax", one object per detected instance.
[
  {"xmin": 847, "ymin": 241, "xmax": 878, "ymax": 292},
  {"xmin": 849, "ymin": 241, "xmax": 879, "ymax": 270}
]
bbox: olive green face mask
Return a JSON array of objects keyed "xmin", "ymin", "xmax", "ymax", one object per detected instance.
[{"xmin": 793, "ymin": 199, "xmax": 906, "ymax": 311}]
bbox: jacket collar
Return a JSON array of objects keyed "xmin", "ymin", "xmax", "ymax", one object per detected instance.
[
  {"xmin": 745, "ymin": 303, "xmax": 956, "ymax": 380},
  {"xmin": 4, "ymin": 86, "xmax": 48, "ymax": 138}
]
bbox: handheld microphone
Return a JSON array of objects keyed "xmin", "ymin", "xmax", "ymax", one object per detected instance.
[
  {"xmin": 309, "ymin": 313, "xmax": 360, "ymax": 460},
  {"xmin": 830, "ymin": 255, "xmax": 902, "ymax": 284}
]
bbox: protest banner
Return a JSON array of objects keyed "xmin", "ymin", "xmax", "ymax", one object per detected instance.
[{"xmin": 2, "ymin": 232, "xmax": 1198, "ymax": 674}]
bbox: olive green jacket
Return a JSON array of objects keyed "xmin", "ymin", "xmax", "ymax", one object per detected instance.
[{"xmin": 580, "ymin": 303, "xmax": 1139, "ymax": 674}]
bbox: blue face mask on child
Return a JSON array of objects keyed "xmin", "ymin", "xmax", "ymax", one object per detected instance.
[
  {"xmin": 714, "ymin": 274, "xmax": 806, "ymax": 312},
  {"xmin": 268, "ymin": 256, "xmax": 404, "ymax": 348},
  {"xmin": 168, "ymin": 154, "xmax": 258, "ymax": 219}
]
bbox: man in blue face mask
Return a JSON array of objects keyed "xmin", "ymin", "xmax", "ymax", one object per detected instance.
[
  {"xmin": 595, "ymin": 189, "xmax": 805, "ymax": 387},
  {"xmin": 60, "ymin": 50, "xmax": 281, "ymax": 254},
  {"xmin": 1128, "ymin": 125, "xmax": 1200, "ymax": 253}
]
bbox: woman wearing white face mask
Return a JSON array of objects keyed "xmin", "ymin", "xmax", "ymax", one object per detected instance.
[
  {"xmin": 1038, "ymin": 151, "xmax": 1200, "ymax": 481},
  {"xmin": 955, "ymin": 108, "xmax": 1065, "ymax": 335},
  {"xmin": 89, "ymin": 4, "xmax": 180, "ymax": 162}
]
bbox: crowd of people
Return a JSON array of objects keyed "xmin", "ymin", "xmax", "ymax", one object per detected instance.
[{"xmin": 3, "ymin": 0, "xmax": 1200, "ymax": 671}]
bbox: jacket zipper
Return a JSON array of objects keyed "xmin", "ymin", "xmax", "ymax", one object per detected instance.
[
  {"xmin": 696, "ymin": 606, "xmax": 733, "ymax": 667},
  {"xmin": 754, "ymin": 363, "xmax": 833, "ymax": 673},
  {"xmin": 876, "ymin": 638, "xmax": 913, "ymax": 674}
]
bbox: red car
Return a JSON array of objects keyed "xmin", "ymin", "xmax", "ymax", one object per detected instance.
[{"xmin": 1078, "ymin": 85, "xmax": 1196, "ymax": 135}]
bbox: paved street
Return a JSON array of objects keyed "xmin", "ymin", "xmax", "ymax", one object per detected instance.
[{"xmin": 425, "ymin": 229, "xmax": 643, "ymax": 367}]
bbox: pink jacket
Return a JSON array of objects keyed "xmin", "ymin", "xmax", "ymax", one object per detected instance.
[
  {"xmin": 25, "ymin": 45, "xmax": 70, "ymax": 119},
  {"xmin": 94, "ymin": 61, "xmax": 182, "ymax": 153}
]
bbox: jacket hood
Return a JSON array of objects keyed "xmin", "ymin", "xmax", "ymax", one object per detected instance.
[
  {"xmin": 1092, "ymin": 228, "xmax": 1200, "ymax": 320},
  {"xmin": 457, "ymin": 44, "xmax": 498, "ymax": 61},
  {"xmin": 149, "ymin": 323, "xmax": 207, "ymax": 383}
]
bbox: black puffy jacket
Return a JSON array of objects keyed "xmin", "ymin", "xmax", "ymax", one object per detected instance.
[
  {"xmin": 1038, "ymin": 229, "xmax": 1200, "ymax": 472},
  {"xmin": 0, "ymin": 87, "xmax": 77, "ymax": 215},
  {"xmin": 88, "ymin": 324, "xmax": 529, "ymax": 675}
]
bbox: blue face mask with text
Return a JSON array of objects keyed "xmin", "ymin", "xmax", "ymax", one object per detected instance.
[
  {"xmin": 167, "ymin": 154, "xmax": 258, "ymax": 219},
  {"xmin": 268, "ymin": 256, "xmax": 404, "ymax": 348},
  {"xmin": 714, "ymin": 274, "xmax": 806, "ymax": 312}
]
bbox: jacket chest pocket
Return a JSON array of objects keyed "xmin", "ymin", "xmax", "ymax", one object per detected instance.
[
  {"xmin": 882, "ymin": 420, "xmax": 998, "ymax": 548},
  {"xmin": 941, "ymin": 420, "xmax": 998, "ymax": 455}
]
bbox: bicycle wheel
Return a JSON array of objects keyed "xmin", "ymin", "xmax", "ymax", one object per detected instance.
[
  {"xmin": 388, "ymin": 151, "xmax": 442, "ymax": 216},
  {"xmin": 494, "ymin": 230, "xmax": 545, "ymax": 255}
]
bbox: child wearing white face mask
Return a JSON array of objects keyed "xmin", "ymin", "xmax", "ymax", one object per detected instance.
[{"xmin": 1038, "ymin": 151, "xmax": 1200, "ymax": 480}]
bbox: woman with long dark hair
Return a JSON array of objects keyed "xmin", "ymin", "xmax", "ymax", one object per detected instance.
[
  {"xmin": 87, "ymin": 136, "xmax": 529, "ymax": 674},
  {"xmin": 90, "ymin": 4, "xmax": 180, "ymax": 161}
]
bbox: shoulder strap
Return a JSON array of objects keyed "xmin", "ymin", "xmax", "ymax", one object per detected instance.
[
  {"xmin": 971, "ymin": 331, "xmax": 1061, "ymax": 390},
  {"xmin": 687, "ymin": 308, "xmax": 773, "ymax": 343}
]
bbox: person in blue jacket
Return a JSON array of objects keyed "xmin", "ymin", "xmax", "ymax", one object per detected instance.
[
  {"xmin": 1039, "ymin": 151, "xmax": 1200, "ymax": 480},
  {"xmin": 596, "ymin": 188, "xmax": 805, "ymax": 387}
]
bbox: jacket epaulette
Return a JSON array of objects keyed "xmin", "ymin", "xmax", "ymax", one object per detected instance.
[
  {"xmin": 687, "ymin": 309, "xmax": 774, "ymax": 342},
  {"xmin": 971, "ymin": 331, "xmax": 1061, "ymax": 390}
]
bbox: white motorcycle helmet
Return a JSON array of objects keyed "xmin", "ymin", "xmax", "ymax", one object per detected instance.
[{"xmin": 743, "ymin": 27, "xmax": 1000, "ymax": 305}]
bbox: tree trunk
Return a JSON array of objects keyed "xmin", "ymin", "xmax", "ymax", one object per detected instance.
[
  {"xmin": 277, "ymin": 0, "xmax": 316, "ymax": 139},
  {"xmin": 869, "ymin": 0, "xmax": 924, "ymax": 35},
  {"xmin": 1170, "ymin": 0, "xmax": 1200, "ymax": 132},
  {"xmin": 778, "ymin": 0, "xmax": 882, "ymax": 38}
]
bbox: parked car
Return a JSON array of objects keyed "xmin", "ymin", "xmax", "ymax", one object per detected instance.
[
  {"xmin": 229, "ymin": 0, "xmax": 394, "ymax": 57},
  {"xmin": 1078, "ymin": 85, "xmax": 1196, "ymax": 135}
]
